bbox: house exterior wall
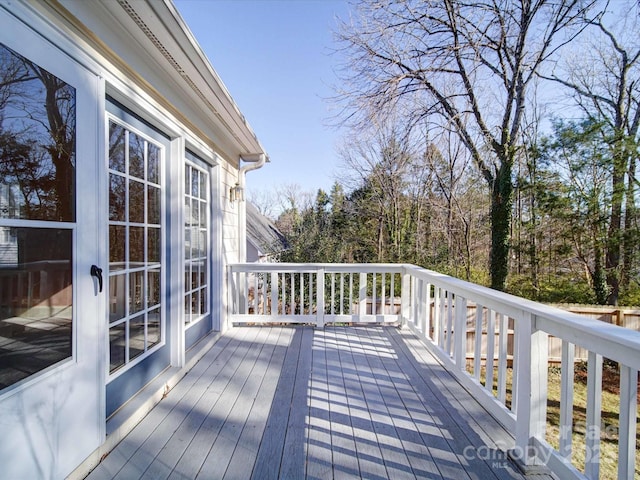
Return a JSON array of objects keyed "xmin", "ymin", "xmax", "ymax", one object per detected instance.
[
  {"xmin": 220, "ymin": 161, "xmax": 241, "ymax": 331},
  {"xmin": 0, "ymin": 1, "xmax": 267, "ymax": 477}
]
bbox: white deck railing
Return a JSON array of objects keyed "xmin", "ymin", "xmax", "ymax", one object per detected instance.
[{"xmin": 228, "ymin": 263, "xmax": 640, "ymax": 480}]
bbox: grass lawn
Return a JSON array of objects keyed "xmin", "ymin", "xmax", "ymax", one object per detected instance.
[
  {"xmin": 475, "ymin": 363, "xmax": 639, "ymax": 480},
  {"xmin": 545, "ymin": 362, "xmax": 639, "ymax": 480}
]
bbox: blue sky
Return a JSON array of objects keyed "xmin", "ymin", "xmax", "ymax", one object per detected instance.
[{"xmin": 174, "ymin": 0, "xmax": 352, "ymax": 197}]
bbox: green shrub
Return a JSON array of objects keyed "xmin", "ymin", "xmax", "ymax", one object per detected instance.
[{"xmin": 506, "ymin": 275, "xmax": 595, "ymax": 304}]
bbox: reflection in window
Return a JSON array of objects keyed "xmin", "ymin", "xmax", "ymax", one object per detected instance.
[
  {"xmin": 107, "ymin": 119, "xmax": 163, "ymax": 373},
  {"xmin": 0, "ymin": 42, "xmax": 76, "ymax": 391},
  {"xmin": 184, "ymin": 154, "xmax": 209, "ymax": 325},
  {"xmin": 0, "ymin": 42, "xmax": 76, "ymax": 222},
  {"xmin": 0, "ymin": 229, "xmax": 73, "ymax": 389}
]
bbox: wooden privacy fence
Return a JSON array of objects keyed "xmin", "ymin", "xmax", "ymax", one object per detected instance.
[{"xmin": 460, "ymin": 303, "xmax": 640, "ymax": 365}]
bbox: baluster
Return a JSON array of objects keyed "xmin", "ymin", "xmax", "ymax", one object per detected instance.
[
  {"xmin": 511, "ymin": 330, "xmax": 518, "ymax": 413},
  {"xmin": 418, "ymin": 279, "xmax": 425, "ymax": 334},
  {"xmin": 440, "ymin": 291, "xmax": 446, "ymax": 348},
  {"xmin": 282, "ymin": 272, "xmax": 286, "ymax": 315},
  {"xmin": 300, "ymin": 272, "xmax": 305, "ymax": 315},
  {"xmin": 618, "ymin": 364, "xmax": 638, "ymax": 480},
  {"xmin": 559, "ymin": 340, "xmax": 575, "ymax": 459},
  {"xmin": 254, "ymin": 272, "xmax": 260, "ymax": 314},
  {"xmin": 308, "ymin": 272, "xmax": 312, "ymax": 314},
  {"xmin": 381, "ymin": 272, "xmax": 386, "ymax": 316},
  {"xmin": 349, "ymin": 273, "xmax": 353, "ymax": 316},
  {"xmin": 330, "ymin": 272, "xmax": 335, "ymax": 315},
  {"xmin": 390, "ymin": 272, "xmax": 395, "ymax": 316},
  {"xmin": 270, "ymin": 272, "xmax": 277, "ymax": 316},
  {"xmin": 497, "ymin": 314, "xmax": 508, "ymax": 404},
  {"xmin": 473, "ymin": 304, "xmax": 483, "ymax": 381},
  {"xmin": 340, "ymin": 273, "xmax": 344, "ymax": 315},
  {"xmin": 485, "ymin": 309, "xmax": 495, "ymax": 393},
  {"xmin": 585, "ymin": 351, "xmax": 602, "ymax": 480},
  {"xmin": 242, "ymin": 271, "xmax": 249, "ymax": 315},
  {"xmin": 400, "ymin": 270, "xmax": 410, "ymax": 330},
  {"xmin": 316, "ymin": 268, "xmax": 325, "ymax": 327},
  {"xmin": 433, "ymin": 287, "xmax": 441, "ymax": 345},
  {"xmin": 372, "ymin": 272, "xmax": 377, "ymax": 317},
  {"xmin": 291, "ymin": 272, "xmax": 296, "ymax": 315},
  {"xmin": 232, "ymin": 269, "xmax": 239, "ymax": 315},
  {"xmin": 446, "ymin": 292, "xmax": 453, "ymax": 355},
  {"xmin": 425, "ymin": 283, "xmax": 432, "ymax": 339}
]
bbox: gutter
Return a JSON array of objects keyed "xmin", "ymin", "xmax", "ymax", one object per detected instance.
[{"xmin": 237, "ymin": 153, "xmax": 267, "ymax": 262}]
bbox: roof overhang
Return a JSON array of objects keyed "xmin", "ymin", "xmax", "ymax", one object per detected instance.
[{"xmin": 45, "ymin": 0, "xmax": 268, "ymax": 164}]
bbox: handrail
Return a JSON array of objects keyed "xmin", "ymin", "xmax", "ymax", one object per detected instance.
[{"xmin": 228, "ymin": 262, "xmax": 639, "ymax": 480}]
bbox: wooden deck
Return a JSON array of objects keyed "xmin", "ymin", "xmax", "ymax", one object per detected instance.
[{"xmin": 86, "ymin": 326, "xmax": 547, "ymax": 480}]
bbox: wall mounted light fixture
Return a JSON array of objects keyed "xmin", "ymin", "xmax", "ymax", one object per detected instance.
[{"xmin": 229, "ymin": 183, "xmax": 244, "ymax": 203}]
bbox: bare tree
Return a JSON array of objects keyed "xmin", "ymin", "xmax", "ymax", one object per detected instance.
[
  {"xmin": 426, "ymin": 128, "xmax": 475, "ymax": 279},
  {"xmin": 247, "ymin": 187, "xmax": 279, "ymax": 220},
  {"xmin": 542, "ymin": 0, "xmax": 640, "ymax": 304},
  {"xmin": 336, "ymin": 0, "xmax": 598, "ymax": 290},
  {"xmin": 337, "ymin": 118, "xmax": 414, "ymax": 261}
]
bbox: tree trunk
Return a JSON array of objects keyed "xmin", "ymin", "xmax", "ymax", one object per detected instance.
[
  {"xmin": 593, "ymin": 243, "xmax": 608, "ymax": 305},
  {"xmin": 489, "ymin": 161, "xmax": 512, "ymax": 291},
  {"xmin": 621, "ymin": 153, "xmax": 637, "ymax": 293},
  {"xmin": 605, "ymin": 142, "xmax": 626, "ymax": 305}
]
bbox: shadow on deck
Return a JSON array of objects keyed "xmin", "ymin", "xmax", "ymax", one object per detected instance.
[{"xmin": 86, "ymin": 326, "xmax": 550, "ymax": 479}]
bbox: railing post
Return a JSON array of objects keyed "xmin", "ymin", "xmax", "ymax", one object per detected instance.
[
  {"xmin": 401, "ymin": 269, "xmax": 410, "ymax": 329},
  {"xmin": 227, "ymin": 265, "xmax": 235, "ymax": 326},
  {"xmin": 510, "ymin": 311, "xmax": 548, "ymax": 473},
  {"xmin": 359, "ymin": 272, "xmax": 367, "ymax": 316},
  {"xmin": 316, "ymin": 268, "xmax": 325, "ymax": 328},
  {"xmin": 454, "ymin": 296, "xmax": 466, "ymax": 367}
]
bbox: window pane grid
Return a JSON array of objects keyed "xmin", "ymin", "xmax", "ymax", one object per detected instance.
[
  {"xmin": 184, "ymin": 160, "xmax": 209, "ymax": 326},
  {"xmin": 108, "ymin": 119, "xmax": 163, "ymax": 374}
]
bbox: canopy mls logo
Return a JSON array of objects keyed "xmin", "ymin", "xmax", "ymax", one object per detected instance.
[
  {"xmin": 462, "ymin": 421, "xmax": 619, "ymax": 469},
  {"xmin": 462, "ymin": 444, "xmax": 513, "ymax": 470}
]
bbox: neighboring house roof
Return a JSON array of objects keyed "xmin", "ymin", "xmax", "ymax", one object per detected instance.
[{"xmin": 246, "ymin": 202, "xmax": 289, "ymax": 259}]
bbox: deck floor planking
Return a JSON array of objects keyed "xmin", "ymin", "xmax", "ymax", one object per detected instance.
[{"xmin": 87, "ymin": 326, "xmax": 553, "ymax": 480}]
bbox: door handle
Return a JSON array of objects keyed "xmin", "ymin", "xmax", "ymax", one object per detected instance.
[{"xmin": 90, "ymin": 265, "xmax": 103, "ymax": 293}]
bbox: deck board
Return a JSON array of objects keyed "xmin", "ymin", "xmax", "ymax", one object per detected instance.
[
  {"xmin": 158, "ymin": 326, "xmax": 274, "ymax": 480},
  {"xmin": 276, "ymin": 327, "xmax": 313, "ymax": 480},
  {"xmin": 88, "ymin": 330, "xmax": 244, "ymax": 480},
  {"xmin": 388, "ymin": 328, "xmax": 524, "ymax": 480},
  {"xmin": 250, "ymin": 326, "xmax": 308, "ymax": 480},
  {"xmin": 222, "ymin": 327, "xmax": 291, "ymax": 479},
  {"xmin": 336, "ymin": 329, "xmax": 389, "ymax": 480},
  {"xmin": 130, "ymin": 327, "xmax": 262, "ymax": 479},
  {"xmin": 87, "ymin": 326, "xmax": 551, "ymax": 480}
]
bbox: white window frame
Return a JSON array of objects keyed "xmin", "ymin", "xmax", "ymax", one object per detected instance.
[
  {"xmin": 106, "ymin": 113, "xmax": 167, "ymax": 380},
  {"xmin": 184, "ymin": 151, "xmax": 211, "ymax": 329}
]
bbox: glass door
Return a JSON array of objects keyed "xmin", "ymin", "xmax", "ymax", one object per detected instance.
[
  {"xmin": 0, "ymin": 20, "xmax": 103, "ymax": 479},
  {"xmin": 104, "ymin": 102, "xmax": 170, "ymax": 417},
  {"xmin": 107, "ymin": 118, "xmax": 163, "ymax": 374}
]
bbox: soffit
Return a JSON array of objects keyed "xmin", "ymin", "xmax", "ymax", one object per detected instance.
[{"xmin": 51, "ymin": 0, "xmax": 267, "ymax": 163}]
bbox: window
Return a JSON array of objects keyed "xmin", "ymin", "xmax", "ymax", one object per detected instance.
[
  {"xmin": 184, "ymin": 152, "xmax": 209, "ymax": 325},
  {"xmin": 0, "ymin": 42, "xmax": 75, "ymax": 389},
  {"xmin": 107, "ymin": 119, "xmax": 163, "ymax": 373}
]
